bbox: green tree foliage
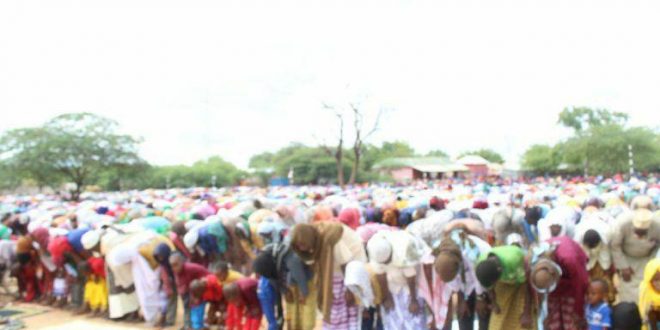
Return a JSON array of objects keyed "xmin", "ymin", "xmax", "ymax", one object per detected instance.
[
  {"xmin": 361, "ymin": 141, "xmax": 416, "ymax": 171},
  {"xmin": 248, "ymin": 152, "xmax": 275, "ymax": 170},
  {"xmin": 0, "ymin": 127, "xmax": 62, "ymax": 190},
  {"xmin": 521, "ymin": 144, "xmax": 561, "ymax": 174},
  {"xmin": 558, "ymin": 124, "xmax": 660, "ymax": 175},
  {"xmin": 459, "ymin": 148, "xmax": 505, "ymax": 164},
  {"xmin": 248, "ymin": 143, "xmax": 351, "ymax": 185},
  {"xmin": 0, "ymin": 113, "xmax": 144, "ymax": 199},
  {"xmin": 141, "ymin": 156, "xmax": 245, "ymax": 189},
  {"xmin": 248, "ymin": 141, "xmax": 419, "ymax": 185},
  {"xmin": 522, "ymin": 108, "xmax": 660, "ymax": 176},
  {"xmin": 558, "ymin": 106, "xmax": 629, "ymax": 132},
  {"xmin": 425, "ymin": 149, "xmax": 449, "ymax": 158}
]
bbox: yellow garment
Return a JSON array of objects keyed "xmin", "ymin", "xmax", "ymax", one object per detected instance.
[
  {"xmin": 489, "ymin": 281, "xmax": 536, "ymax": 330},
  {"xmin": 221, "ymin": 269, "xmax": 244, "ymax": 285},
  {"xmin": 395, "ymin": 200, "xmax": 408, "ymax": 210},
  {"xmin": 589, "ymin": 263, "xmax": 615, "ymax": 303},
  {"xmin": 366, "ymin": 264, "xmax": 383, "ymax": 305},
  {"xmin": 240, "ymin": 240, "xmax": 257, "ymax": 260},
  {"xmin": 639, "ymin": 258, "xmax": 660, "ymax": 330},
  {"xmin": 84, "ymin": 278, "xmax": 108, "ymax": 311},
  {"xmin": 285, "ymin": 282, "xmax": 318, "ymax": 330},
  {"xmin": 248, "ymin": 209, "xmax": 275, "ymax": 249},
  {"xmin": 138, "ymin": 235, "xmax": 175, "ymax": 269},
  {"xmin": 290, "ymin": 221, "xmax": 344, "ymax": 323}
]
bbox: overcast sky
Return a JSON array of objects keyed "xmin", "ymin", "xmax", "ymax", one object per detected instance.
[{"xmin": 1, "ymin": 0, "xmax": 659, "ymax": 169}]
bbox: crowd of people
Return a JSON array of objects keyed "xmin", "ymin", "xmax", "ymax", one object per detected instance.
[{"xmin": 0, "ymin": 176, "xmax": 659, "ymax": 330}]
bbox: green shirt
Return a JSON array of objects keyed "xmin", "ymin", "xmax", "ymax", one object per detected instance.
[{"xmin": 478, "ymin": 245, "xmax": 526, "ymax": 284}]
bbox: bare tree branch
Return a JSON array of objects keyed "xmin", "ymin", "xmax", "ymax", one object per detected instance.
[
  {"xmin": 319, "ymin": 102, "xmax": 346, "ymax": 186},
  {"xmin": 364, "ymin": 108, "xmax": 383, "ymax": 140}
]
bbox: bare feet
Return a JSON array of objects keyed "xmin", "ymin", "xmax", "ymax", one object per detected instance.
[
  {"xmin": 55, "ymin": 298, "xmax": 67, "ymax": 309},
  {"xmin": 73, "ymin": 305, "xmax": 91, "ymax": 315},
  {"xmin": 46, "ymin": 296, "xmax": 56, "ymax": 306}
]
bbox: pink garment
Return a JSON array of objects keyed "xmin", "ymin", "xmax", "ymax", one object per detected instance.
[
  {"xmin": 47, "ymin": 236, "xmax": 72, "ymax": 267},
  {"xmin": 418, "ymin": 263, "xmax": 450, "ymax": 329},
  {"xmin": 31, "ymin": 228, "xmax": 50, "ymax": 250},
  {"xmin": 196, "ymin": 205, "xmax": 216, "ymax": 219},
  {"xmin": 443, "ymin": 219, "xmax": 488, "ymax": 240},
  {"xmin": 356, "ymin": 223, "xmax": 397, "ymax": 243},
  {"xmin": 547, "ymin": 235, "xmax": 589, "ymax": 319},
  {"xmin": 276, "ymin": 205, "xmax": 296, "ymax": 223},
  {"xmin": 338, "ymin": 208, "xmax": 361, "ymax": 230},
  {"xmin": 313, "ymin": 206, "xmax": 334, "ymax": 222}
]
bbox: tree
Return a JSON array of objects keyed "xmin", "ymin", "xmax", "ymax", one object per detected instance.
[
  {"xmin": 521, "ymin": 144, "xmax": 560, "ymax": 175},
  {"xmin": 558, "ymin": 124, "xmax": 660, "ymax": 175},
  {"xmin": 248, "ymin": 152, "xmax": 275, "ymax": 170},
  {"xmin": 426, "ymin": 149, "xmax": 449, "ymax": 158},
  {"xmin": 0, "ymin": 113, "xmax": 144, "ymax": 200},
  {"xmin": 318, "ymin": 103, "xmax": 347, "ymax": 186},
  {"xmin": 135, "ymin": 156, "xmax": 244, "ymax": 189},
  {"xmin": 348, "ymin": 103, "xmax": 383, "ymax": 185},
  {"xmin": 558, "ymin": 107, "xmax": 629, "ymax": 132},
  {"xmin": 554, "ymin": 108, "xmax": 659, "ymax": 176},
  {"xmin": 0, "ymin": 127, "xmax": 63, "ymax": 191},
  {"xmin": 361, "ymin": 141, "xmax": 416, "ymax": 171},
  {"xmin": 459, "ymin": 148, "xmax": 505, "ymax": 164}
]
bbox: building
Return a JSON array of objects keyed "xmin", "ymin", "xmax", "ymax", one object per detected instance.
[
  {"xmin": 373, "ymin": 157, "xmax": 469, "ymax": 182},
  {"xmin": 375, "ymin": 155, "xmax": 515, "ymax": 182},
  {"xmin": 456, "ymin": 155, "xmax": 491, "ymax": 177}
]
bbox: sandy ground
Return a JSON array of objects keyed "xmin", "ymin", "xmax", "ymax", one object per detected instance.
[
  {"xmin": 14, "ymin": 303, "xmax": 467, "ymax": 330},
  {"xmin": 10, "ymin": 302, "xmax": 181, "ymax": 330}
]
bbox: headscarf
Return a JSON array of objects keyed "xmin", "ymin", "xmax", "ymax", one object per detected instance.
[
  {"xmin": 16, "ymin": 236, "xmax": 33, "ymax": 254},
  {"xmin": 198, "ymin": 226, "xmax": 220, "ymax": 255},
  {"xmin": 434, "ymin": 237, "xmax": 462, "ymax": 275},
  {"xmin": 356, "ymin": 223, "xmax": 396, "ymax": 243},
  {"xmin": 313, "ymin": 206, "xmax": 334, "ymax": 222},
  {"xmin": 257, "ymin": 221, "xmax": 287, "ymax": 245},
  {"xmin": 429, "ymin": 197, "xmax": 445, "ymax": 211},
  {"xmin": 276, "ymin": 205, "xmax": 296, "ymax": 225},
  {"xmin": 366, "ymin": 234, "xmax": 392, "ymax": 264},
  {"xmin": 344, "ymin": 260, "xmax": 375, "ymax": 307},
  {"xmin": 0, "ymin": 224, "xmax": 12, "ymax": 240},
  {"xmin": 81, "ymin": 230, "xmax": 101, "ymax": 251},
  {"xmin": 154, "ymin": 243, "xmax": 175, "ymax": 291},
  {"xmin": 171, "ymin": 221, "xmax": 187, "ymax": 238},
  {"xmin": 382, "ymin": 209, "xmax": 398, "ymax": 227},
  {"xmin": 639, "ymin": 258, "xmax": 660, "ymax": 329},
  {"xmin": 31, "ymin": 227, "xmax": 50, "ymax": 250},
  {"xmin": 338, "ymin": 208, "xmax": 361, "ymax": 230},
  {"xmin": 88, "ymin": 256, "xmax": 106, "ymax": 278},
  {"xmin": 290, "ymin": 222, "xmax": 343, "ymax": 322},
  {"xmin": 47, "ymin": 235, "xmax": 73, "ymax": 267}
]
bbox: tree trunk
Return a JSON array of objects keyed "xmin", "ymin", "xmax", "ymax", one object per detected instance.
[
  {"xmin": 336, "ymin": 146, "xmax": 344, "ymax": 187},
  {"xmin": 72, "ymin": 184, "xmax": 82, "ymax": 201},
  {"xmin": 349, "ymin": 144, "xmax": 360, "ymax": 185}
]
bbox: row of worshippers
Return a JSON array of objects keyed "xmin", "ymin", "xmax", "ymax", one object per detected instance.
[{"xmin": 2, "ymin": 193, "xmax": 660, "ymax": 330}]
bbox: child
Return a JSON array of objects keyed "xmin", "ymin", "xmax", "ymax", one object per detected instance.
[
  {"xmin": 170, "ymin": 253, "xmax": 209, "ymax": 330},
  {"xmin": 189, "ymin": 279, "xmax": 208, "ymax": 330},
  {"xmin": 213, "ymin": 261, "xmax": 244, "ymax": 284},
  {"xmin": 210, "ymin": 261, "xmax": 243, "ymax": 329},
  {"xmin": 200, "ymin": 273, "xmax": 225, "ymax": 326},
  {"xmin": 639, "ymin": 259, "xmax": 660, "ymax": 330},
  {"xmin": 586, "ymin": 279, "xmax": 612, "ymax": 330},
  {"xmin": 223, "ymin": 278, "xmax": 262, "ymax": 330},
  {"xmin": 82, "ymin": 257, "xmax": 108, "ymax": 316},
  {"xmin": 52, "ymin": 267, "xmax": 68, "ymax": 308}
]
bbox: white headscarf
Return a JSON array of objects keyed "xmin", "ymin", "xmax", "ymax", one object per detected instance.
[{"xmin": 344, "ymin": 260, "xmax": 375, "ymax": 308}]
